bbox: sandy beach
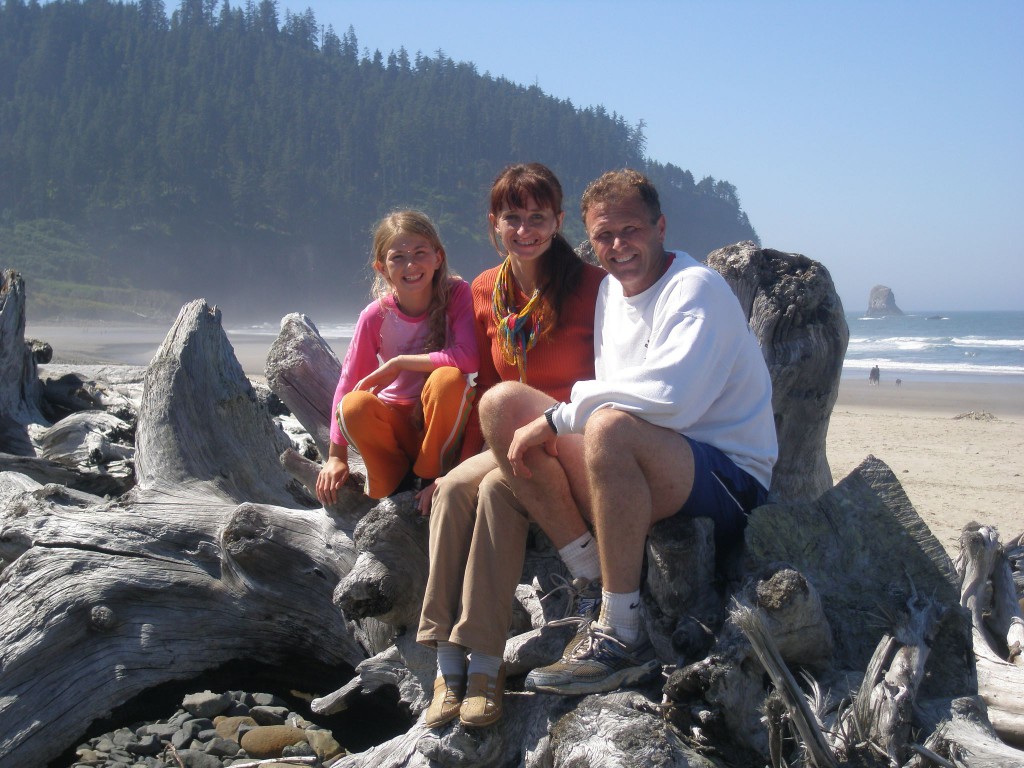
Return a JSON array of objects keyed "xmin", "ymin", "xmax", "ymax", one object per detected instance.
[{"xmin": 26, "ymin": 321, "xmax": 1024, "ymax": 557}]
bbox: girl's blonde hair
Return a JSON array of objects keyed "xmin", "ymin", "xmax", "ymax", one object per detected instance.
[{"xmin": 370, "ymin": 210, "xmax": 456, "ymax": 353}]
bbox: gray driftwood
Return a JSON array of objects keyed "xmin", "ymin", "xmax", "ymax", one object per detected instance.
[
  {"xmin": 956, "ymin": 523, "xmax": 1024, "ymax": 743},
  {"xmin": 1, "ymin": 270, "xmax": 46, "ymax": 455},
  {"xmin": 706, "ymin": 241, "xmax": 849, "ymax": 503},
  {"xmin": 0, "ymin": 299, "xmax": 370, "ymax": 767}
]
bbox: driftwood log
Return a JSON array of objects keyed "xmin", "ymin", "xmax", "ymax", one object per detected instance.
[
  {"xmin": 2, "ymin": 247, "xmax": 1023, "ymax": 767},
  {"xmin": 706, "ymin": 241, "xmax": 849, "ymax": 503},
  {"xmin": 0, "ymin": 297, "xmax": 373, "ymax": 766}
]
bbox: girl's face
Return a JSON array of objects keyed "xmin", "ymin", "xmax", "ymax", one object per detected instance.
[
  {"xmin": 489, "ymin": 195, "xmax": 564, "ymax": 266},
  {"xmin": 378, "ymin": 232, "xmax": 443, "ymax": 313}
]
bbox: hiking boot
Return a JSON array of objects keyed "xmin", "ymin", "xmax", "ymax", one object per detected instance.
[
  {"xmin": 424, "ymin": 675, "xmax": 464, "ymax": 728},
  {"xmin": 525, "ymin": 624, "xmax": 659, "ymax": 695}
]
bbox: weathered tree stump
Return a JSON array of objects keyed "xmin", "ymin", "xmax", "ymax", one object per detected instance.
[
  {"xmin": 0, "ymin": 270, "xmax": 46, "ymax": 455},
  {"xmin": 706, "ymin": 242, "xmax": 849, "ymax": 503}
]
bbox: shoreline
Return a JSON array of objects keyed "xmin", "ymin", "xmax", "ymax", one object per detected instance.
[{"xmin": 26, "ymin": 321, "xmax": 1024, "ymax": 556}]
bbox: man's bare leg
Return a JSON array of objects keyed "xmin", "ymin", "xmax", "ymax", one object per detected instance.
[
  {"xmin": 478, "ymin": 381, "xmax": 592, "ymax": 548},
  {"xmin": 524, "ymin": 408, "xmax": 693, "ymax": 695},
  {"xmin": 584, "ymin": 407, "xmax": 695, "ymax": 593}
]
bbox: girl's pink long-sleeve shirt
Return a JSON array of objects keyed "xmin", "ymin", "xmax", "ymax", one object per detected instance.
[{"xmin": 329, "ymin": 278, "xmax": 478, "ymax": 446}]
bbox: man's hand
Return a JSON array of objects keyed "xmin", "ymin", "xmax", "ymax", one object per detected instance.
[{"xmin": 507, "ymin": 415, "xmax": 558, "ymax": 479}]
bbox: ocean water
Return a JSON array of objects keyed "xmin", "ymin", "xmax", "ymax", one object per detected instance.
[
  {"xmin": 844, "ymin": 311, "xmax": 1024, "ymax": 382},
  {"xmin": 228, "ymin": 320, "xmax": 358, "ymax": 340}
]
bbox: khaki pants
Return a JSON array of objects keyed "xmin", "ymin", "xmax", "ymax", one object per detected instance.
[{"xmin": 416, "ymin": 450, "xmax": 530, "ymax": 657}]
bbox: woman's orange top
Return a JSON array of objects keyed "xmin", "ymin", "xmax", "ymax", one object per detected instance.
[{"xmin": 460, "ymin": 260, "xmax": 605, "ymax": 457}]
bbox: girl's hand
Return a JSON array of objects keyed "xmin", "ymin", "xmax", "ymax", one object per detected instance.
[
  {"xmin": 355, "ymin": 358, "xmax": 402, "ymax": 393},
  {"xmin": 415, "ymin": 479, "xmax": 438, "ymax": 517},
  {"xmin": 316, "ymin": 457, "xmax": 350, "ymax": 505}
]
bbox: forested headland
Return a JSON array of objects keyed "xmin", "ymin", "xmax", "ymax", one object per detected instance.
[{"xmin": 0, "ymin": 0, "xmax": 759, "ymax": 323}]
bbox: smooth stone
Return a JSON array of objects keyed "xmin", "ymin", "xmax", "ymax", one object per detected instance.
[
  {"xmin": 251, "ymin": 692, "xmax": 286, "ymax": 707},
  {"xmin": 181, "ymin": 690, "xmax": 232, "ymax": 719},
  {"xmin": 214, "ymin": 715, "xmax": 258, "ymax": 741},
  {"xmin": 170, "ymin": 728, "xmax": 193, "ymax": 750},
  {"xmin": 249, "ymin": 705, "xmax": 288, "ymax": 725},
  {"xmin": 305, "ymin": 728, "xmax": 344, "ymax": 761},
  {"xmin": 139, "ymin": 721, "xmax": 180, "ymax": 740},
  {"xmin": 127, "ymin": 734, "xmax": 162, "ymax": 756},
  {"xmin": 239, "ymin": 724, "xmax": 308, "ymax": 759},
  {"xmin": 282, "ymin": 740, "xmax": 316, "ymax": 757},
  {"xmin": 173, "ymin": 749, "xmax": 222, "ymax": 768},
  {"xmin": 111, "ymin": 727, "xmax": 135, "ymax": 747},
  {"xmin": 204, "ymin": 736, "xmax": 242, "ymax": 757}
]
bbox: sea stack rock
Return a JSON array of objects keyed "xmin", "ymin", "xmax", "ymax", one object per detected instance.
[{"xmin": 866, "ymin": 285, "xmax": 904, "ymax": 316}]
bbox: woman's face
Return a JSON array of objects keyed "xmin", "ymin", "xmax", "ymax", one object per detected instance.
[{"xmin": 489, "ymin": 195, "xmax": 565, "ymax": 266}]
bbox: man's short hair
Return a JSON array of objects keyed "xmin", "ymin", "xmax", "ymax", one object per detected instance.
[{"xmin": 580, "ymin": 169, "xmax": 662, "ymax": 225}]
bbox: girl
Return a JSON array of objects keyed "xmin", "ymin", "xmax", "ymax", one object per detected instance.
[
  {"xmin": 316, "ymin": 211, "xmax": 478, "ymax": 504},
  {"xmin": 416, "ymin": 164, "xmax": 606, "ymax": 728}
]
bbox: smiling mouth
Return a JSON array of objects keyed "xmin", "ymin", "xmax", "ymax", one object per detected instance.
[
  {"xmin": 610, "ymin": 253, "xmax": 636, "ymax": 264},
  {"xmin": 403, "ymin": 273, "xmax": 425, "ymax": 283}
]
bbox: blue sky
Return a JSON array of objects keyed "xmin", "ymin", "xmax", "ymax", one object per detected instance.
[{"xmin": 284, "ymin": 0, "xmax": 1022, "ymax": 313}]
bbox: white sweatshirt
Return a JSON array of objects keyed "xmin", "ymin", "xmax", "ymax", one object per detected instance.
[{"xmin": 550, "ymin": 251, "xmax": 777, "ymax": 490}]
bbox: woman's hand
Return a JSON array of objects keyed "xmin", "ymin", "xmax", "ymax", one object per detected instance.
[
  {"xmin": 415, "ymin": 479, "xmax": 438, "ymax": 516},
  {"xmin": 316, "ymin": 456, "xmax": 350, "ymax": 505}
]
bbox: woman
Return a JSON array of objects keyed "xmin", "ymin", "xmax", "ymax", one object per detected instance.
[{"xmin": 416, "ymin": 163, "xmax": 605, "ymax": 728}]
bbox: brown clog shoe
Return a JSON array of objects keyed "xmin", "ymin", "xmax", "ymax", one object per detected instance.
[
  {"xmin": 424, "ymin": 675, "xmax": 465, "ymax": 728},
  {"xmin": 459, "ymin": 665, "xmax": 506, "ymax": 728}
]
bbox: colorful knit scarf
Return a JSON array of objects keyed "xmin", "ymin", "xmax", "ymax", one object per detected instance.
[{"xmin": 492, "ymin": 257, "xmax": 546, "ymax": 383}]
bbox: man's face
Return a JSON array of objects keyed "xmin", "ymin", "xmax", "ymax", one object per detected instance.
[{"xmin": 585, "ymin": 194, "xmax": 667, "ymax": 297}]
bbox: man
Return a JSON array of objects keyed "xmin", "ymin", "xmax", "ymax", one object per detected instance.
[{"xmin": 478, "ymin": 169, "xmax": 777, "ymax": 695}]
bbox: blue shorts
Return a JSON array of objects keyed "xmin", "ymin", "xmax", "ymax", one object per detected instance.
[{"xmin": 666, "ymin": 436, "xmax": 768, "ymax": 545}]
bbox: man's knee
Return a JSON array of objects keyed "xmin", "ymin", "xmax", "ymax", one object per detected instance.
[{"xmin": 583, "ymin": 408, "xmax": 642, "ymax": 460}]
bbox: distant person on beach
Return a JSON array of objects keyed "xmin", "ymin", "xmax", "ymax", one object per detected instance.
[
  {"xmin": 416, "ymin": 163, "xmax": 605, "ymax": 728},
  {"xmin": 869, "ymin": 365, "xmax": 880, "ymax": 385},
  {"xmin": 316, "ymin": 210, "xmax": 479, "ymax": 503},
  {"xmin": 484, "ymin": 168, "xmax": 777, "ymax": 695}
]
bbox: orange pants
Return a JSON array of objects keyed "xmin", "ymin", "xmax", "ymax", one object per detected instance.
[{"xmin": 338, "ymin": 366, "xmax": 475, "ymax": 499}]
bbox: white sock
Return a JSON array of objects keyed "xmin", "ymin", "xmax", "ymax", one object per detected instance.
[
  {"xmin": 598, "ymin": 589, "xmax": 641, "ymax": 644},
  {"xmin": 436, "ymin": 641, "xmax": 467, "ymax": 679},
  {"xmin": 558, "ymin": 532, "xmax": 601, "ymax": 582},
  {"xmin": 467, "ymin": 650, "xmax": 503, "ymax": 679}
]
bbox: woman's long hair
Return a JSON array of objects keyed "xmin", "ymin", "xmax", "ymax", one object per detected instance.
[{"xmin": 370, "ymin": 210, "xmax": 455, "ymax": 352}]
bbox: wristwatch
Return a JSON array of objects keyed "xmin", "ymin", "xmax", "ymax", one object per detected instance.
[{"xmin": 543, "ymin": 404, "xmax": 559, "ymax": 434}]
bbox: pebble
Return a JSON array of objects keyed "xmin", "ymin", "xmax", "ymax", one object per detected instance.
[{"xmin": 64, "ymin": 689, "xmax": 348, "ymax": 767}]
